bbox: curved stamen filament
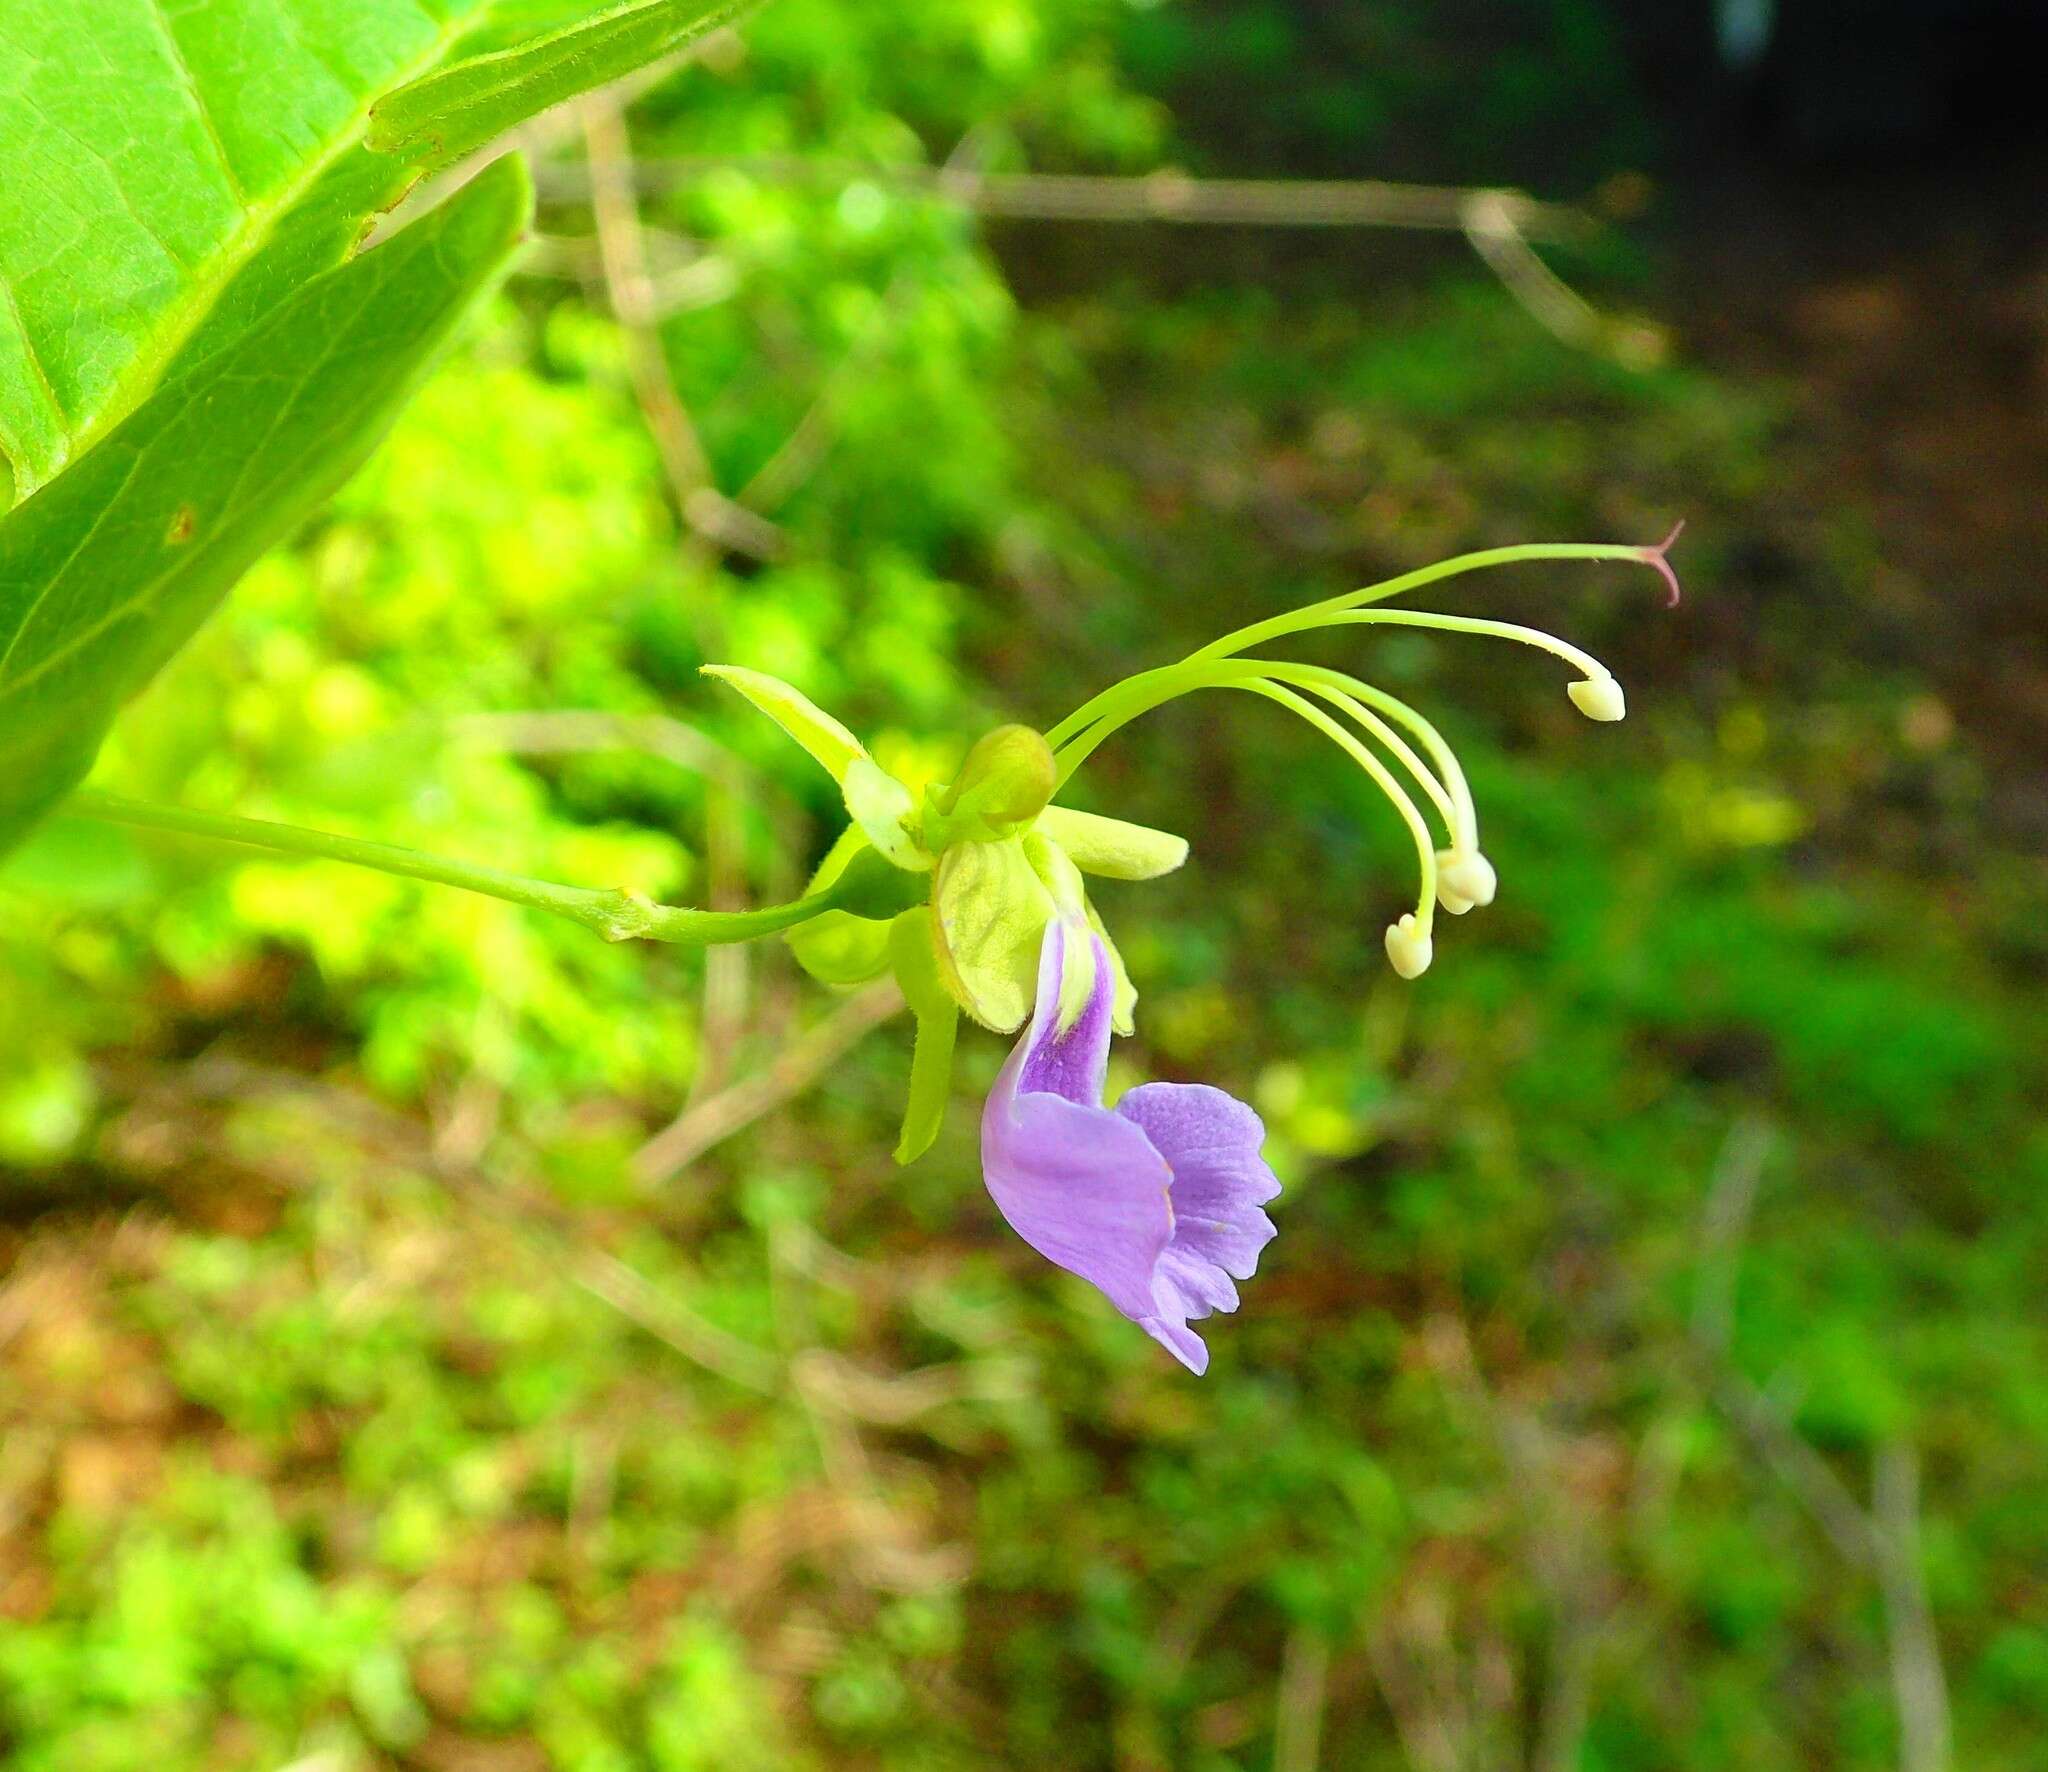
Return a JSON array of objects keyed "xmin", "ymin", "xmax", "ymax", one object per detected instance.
[
  {"xmin": 1309, "ymin": 608, "xmax": 1615, "ymax": 683},
  {"xmin": 1247, "ymin": 680, "xmax": 1438, "ymax": 926},
  {"xmin": 1259, "ymin": 663, "xmax": 1475, "ymax": 851},
  {"xmin": 1051, "ymin": 659, "xmax": 1439, "ymax": 925}
]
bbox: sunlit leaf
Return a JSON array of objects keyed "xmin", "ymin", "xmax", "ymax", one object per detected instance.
[
  {"xmin": 369, "ymin": 0, "xmax": 749, "ymax": 172},
  {"xmin": 0, "ymin": 0, "xmax": 507, "ymax": 505},
  {"xmin": 0, "ymin": 159, "xmax": 533, "ymax": 852}
]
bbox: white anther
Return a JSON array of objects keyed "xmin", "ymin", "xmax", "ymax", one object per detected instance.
[
  {"xmin": 1567, "ymin": 675, "xmax": 1626, "ymax": 722},
  {"xmin": 1385, "ymin": 913, "xmax": 1434, "ymax": 979},
  {"xmin": 1435, "ymin": 848, "xmax": 1497, "ymax": 913}
]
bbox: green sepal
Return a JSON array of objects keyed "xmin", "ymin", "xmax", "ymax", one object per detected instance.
[
  {"xmin": 702, "ymin": 665, "xmax": 865, "ymax": 783},
  {"xmin": 788, "ymin": 827, "xmax": 889, "ymax": 984},
  {"xmin": 703, "ymin": 665, "xmax": 929, "ymax": 870},
  {"xmin": 1035, "ymin": 805, "xmax": 1189, "ymax": 880},
  {"xmin": 829, "ymin": 847, "xmax": 932, "ymax": 922},
  {"xmin": 888, "ymin": 910, "xmax": 959, "ymax": 1165},
  {"xmin": 787, "ymin": 826, "xmax": 926, "ymax": 984},
  {"xmin": 787, "ymin": 909, "xmax": 894, "ymax": 985},
  {"xmin": 803, "ymin": 822, "xmax": 869, "ymax": 895},
  {"xmin": 930, "ymin": 835, "xmax": 1055, "ymax": 1032}
]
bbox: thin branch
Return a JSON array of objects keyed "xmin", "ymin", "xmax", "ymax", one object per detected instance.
[
  {"xmin": 537, "ymin": 157, "xmax": 1635, "ymax": 362},
  {"xmin": 1364, "ymin": 1607, "xmax": 1464, "ymax": 1772},
  {"xmin": 737, "ymin": 127, "xmax": 988, "ymax": 514},
  {"xmin": 1874, "ymin": 1442, "xmax": 1953, "ymax": 1772},
  {"xmin": 1692, "ymin": 1113, "xmax": 1775, "ymax": 1354},
  {"xmin": 736, "ymin": 258, "xmax": 916, "ymax": 515},
  {"xmin": 451, "ymin": 707, "xmax": 751, "ymax": 784},
  {"xmin": 1685, "ymin": 1122, "xmax": 1954, "ymax": 1770},
  {"xmin": 574, "ymin": 1244, "xmax": 780, "ymax": 1393},
  {"xmin": 534, "ymin": 156, "xmax": 1594, "ymax": 242},
  {"xmin": 1422, "ymin": 1316, "xmax": 1605, "ymax": 1772},
  {"xmin": 582, "ymin": 98, "xmax": 782, "ymax": 1090},
  {"xmin": 1274, "ymin": 1626, "xmax": 1331, "ymax": 1772},
  {"xmin": 632, "ymin": 979, "xmax": 906, "ymax": 1183},
  {"xmin": 580, "ymin": 102, "xmax": 785, "ymax": 561},
  {"xmin": 1461, "ymin": 189, "xmax": 1667, "ymax": 368}
]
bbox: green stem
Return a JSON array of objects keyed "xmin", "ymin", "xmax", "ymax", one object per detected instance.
[{"xmin": 64, "ymin": 789, "xmax": 858, "ymax": 946}]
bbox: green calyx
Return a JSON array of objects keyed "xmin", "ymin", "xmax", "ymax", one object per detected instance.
[
  {"xmin": 706, "ymin": 663, "xmax": 1184, "ymax": 1079},
  {"xmin": 828, "ymin": 846, "xmax": 934, "ymax": 921}
]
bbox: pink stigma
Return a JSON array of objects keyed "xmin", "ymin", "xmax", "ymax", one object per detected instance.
[{"xmin": 1637, "ymin": 520, "xmax": 1685, "ymax": 607}]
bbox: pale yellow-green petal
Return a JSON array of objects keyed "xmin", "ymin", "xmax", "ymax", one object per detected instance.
[
  {"xmin": 844, "ymin": 756, "xmax": 930, "ymax": 871},
  {"xmin": 1036, "ymin": 805, "xmax": 1189, "ymax": 880},
  {"xmin": 930, "ymin": 836, "xmax": 1055, "ymax": 1032},
  {"xmin": 1084, "ymin": 898, "xmax": 1138, "ymax": 1036},
  {"xmin": 1022, "ymin": 832, "xmax": 1098, "ymax": 1030}
]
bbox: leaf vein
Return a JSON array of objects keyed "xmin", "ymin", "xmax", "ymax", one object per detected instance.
[
  {"xmin": 0, "ymin": 271, "xmax": 66, "ymax": 433},
  {"xmin": 140, "ymin": 0, "xmax": 250, "ymax": 206}
]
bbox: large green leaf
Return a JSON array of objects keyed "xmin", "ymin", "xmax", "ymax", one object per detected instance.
[
  {"xmin": 368, "ymin": 0, "xmax": 746, "ymax": 172},
  {"xmin": 0, "ymin": 0, "xmax": 514, "ymax": 506},
  {"xmin": 0, "ymin": 0, "xmax": 752, "ymax": 856},
  {"xmin": 0, "ymin": 156, "xmax": 533, "ymax": 852}
]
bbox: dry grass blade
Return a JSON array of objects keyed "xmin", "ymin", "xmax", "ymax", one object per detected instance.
[{"xmin": 632, "ymin": 979, "xmax": 906, "ymax": 1183}]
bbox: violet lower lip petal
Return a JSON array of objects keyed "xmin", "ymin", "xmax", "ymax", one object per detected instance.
[{"xmin": 980, "ymin": 920, "xmax": 1281, "ymax": 1374}]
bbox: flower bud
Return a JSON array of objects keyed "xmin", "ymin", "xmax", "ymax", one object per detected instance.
[
  {"xmin": 1434, "ymin": 848, "xmax": 1497, "ymax": 915},
  {"xmin": 1568, "ymin": 675, "xmax": 1626, "ymax": 722},
  {"xmin": 925, "ymin": 725, "xmax": 1058, "ymax": 851},
  {"xmin": 1384, "ymin": 913, "xmax": 1433, "ymax": 979}
]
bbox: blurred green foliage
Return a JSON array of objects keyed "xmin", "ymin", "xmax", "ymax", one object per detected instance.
[{"xmin": 2, "ymin": 2, "xmax": 2044, "ymax": 1769}]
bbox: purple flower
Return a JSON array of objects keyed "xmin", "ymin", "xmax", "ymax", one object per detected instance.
[{"xmin": 980, "ymin": 920, "xmax": 1281, "ymax": 1373}]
